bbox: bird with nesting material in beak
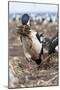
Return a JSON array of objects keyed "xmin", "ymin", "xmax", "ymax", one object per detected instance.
[{"xmin": 16, "ymin": 14, "xmax": 44, "ymax": 65}]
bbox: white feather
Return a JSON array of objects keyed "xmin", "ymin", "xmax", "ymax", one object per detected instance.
[
  {"xmin": 22, "ymin": 29, "xmax": 42, "ymax": 60},
  {"xmin": 55, "ymin": 45, "xmax": 58, "ymax": 53},
  {"xmin": 29, "ymin": 30, "xmax": 42, "ymax": 54}
]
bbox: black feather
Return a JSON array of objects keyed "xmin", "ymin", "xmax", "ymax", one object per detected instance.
[
  {"xmin": 48, "ymin": 33, "xmax": 58, "ymax": 54},
  {"xmin": 36, "ymin": 32, "xmax": 42, "ymax": 43},
  {"xmin": 36, "ymin": 32, "xmax": 40, "ymax": 41}
]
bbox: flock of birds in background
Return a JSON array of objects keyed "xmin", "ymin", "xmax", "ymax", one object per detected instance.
[{"xmin": 9, "ymin": 13, "xmax": 58, "ymax": 25}]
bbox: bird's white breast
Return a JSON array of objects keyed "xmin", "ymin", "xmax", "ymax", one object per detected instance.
[
  {"xmin": 22, "ymin": 29, "xmax": 42, "ymax": 60},
  {"xmin": 30, "ymin": 30, "xmax": 42, "ymax": 54}
]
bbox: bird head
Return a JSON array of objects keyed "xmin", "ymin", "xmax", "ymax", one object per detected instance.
[
  {"xmin": 21, "ymin": 13, "xmax": 30, "ymax": 25},
  {"xmin": 16, "ymin": 14, "xmax": 31, "ymax": 36}
]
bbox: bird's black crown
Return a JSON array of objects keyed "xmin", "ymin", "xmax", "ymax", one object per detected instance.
[{"xmin": 22, "ymin": 14, "xmax": 30, "ymax": 25}]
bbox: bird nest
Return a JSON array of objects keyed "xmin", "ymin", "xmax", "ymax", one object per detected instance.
[{"xmin": 9, "ymin": 53, "xmax": 58, "ymax": 88}]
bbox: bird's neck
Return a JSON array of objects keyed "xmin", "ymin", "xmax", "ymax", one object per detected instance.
[{"xmin": 17, "ymin": 25, "xmax": 31, "ymax": 36}]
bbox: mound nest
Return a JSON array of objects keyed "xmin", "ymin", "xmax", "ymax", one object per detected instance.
[{"xmin": 9, "ymin": 53, "xmax": 58, "ymax": 88}]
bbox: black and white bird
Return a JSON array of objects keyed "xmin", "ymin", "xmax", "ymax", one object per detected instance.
[
  {"xmin": 43, "ymin": 32, "xmax": 58, "ymax": 54},
  {"xmin": 17, "ymin": 14, "xmax": 44, "ymax": 65}
]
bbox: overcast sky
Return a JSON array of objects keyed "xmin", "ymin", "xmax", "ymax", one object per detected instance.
[{"xmin": 9, "ymin": 2, "xmax": 58, "ymax": 14}]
